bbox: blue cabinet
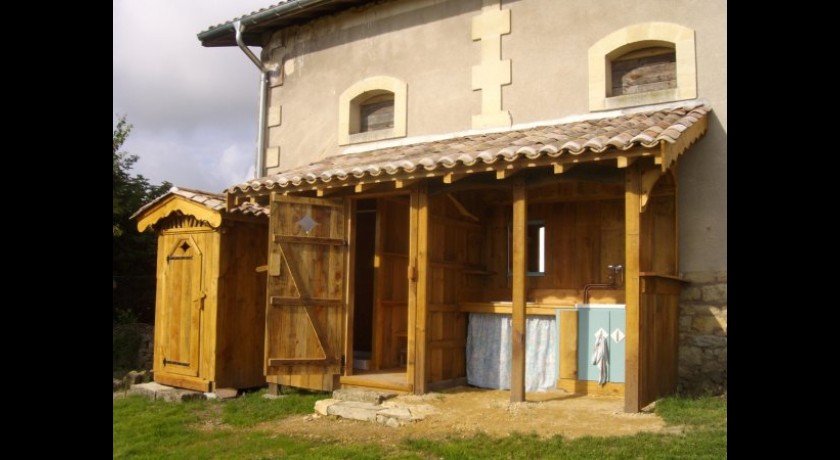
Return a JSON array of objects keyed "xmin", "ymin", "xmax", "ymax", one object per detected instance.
[{"xmin": 577, "ymin": 306, "xmax": 626, "ymax": 383}]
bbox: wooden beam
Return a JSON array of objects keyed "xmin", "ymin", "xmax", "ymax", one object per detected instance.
[
  {"xmin": 624, "ymin": 164, "xmax": 642, "ymax": 413},
  {"xmin": 226, "ymin": 193, "xmax": 237, "ymax": 213},
  {"xmin": 552, "ymin": 163, "xmax": 576, "ymax": 174},
  {"xmin": 265, "ymin": 192, "xmax": 278, "ymax": 376},
  {"xmin": 316, "ymin": 185, "xmax": 353, "ymax": 197},
  {"xmin": 559, "ymin": 310, "xmax": 579, "ymax": 380},
  {"xmin": 273, "ymin": 235, "xmax": 345, "ymax": 246},
  {"xmin": 616, "ymin": 156, "xmax": 637, "ymax": 168},
  {"xmin": 394, "ymin": 178, "xmax": 418, "ymax": 189},
  {"xmin": 270, "ymin": 296, "xmax": 343, "ymax": 307},
  {"xmin": 443, "ymin": 172, "xmax": 469, "ymax": 184},
  {"xmin": 343, "ymin": 198, "xmax": 356, "ymax": 376},
  {"xmin": 414, "ymin": 183, "xmax": 430, "ymax": 394},
  {"xmin": 640, "ymin": 168, "xmax": 663, "ymax": 212},
  {"xmin": 268, "ymin": 358, "xmax": 336, "ymax": 366},
  {"xmin": 445, "ymin": 193, "xmax": 480, "ymax": 222},
  {"xmin": 355, "ymin": 182, "xmax": 379, "ymax": 193},
  {"xmin": 271, "ymin": 194, "xmax": 343, "ymax": 207},
  {"xmin": 511, "ymin": 178, "xmax": 527, "ymax": 403},
  {"xmin": 496, "ymin": 166, "xmax": 520, "ymax": 180},
  {"xmin": 407, "ymin": 187, "xmax": 419, "ymax": 390}
]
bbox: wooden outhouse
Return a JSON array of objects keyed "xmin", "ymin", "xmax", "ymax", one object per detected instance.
[{"xmin": 132, "ymin": 187, "xmax": 269, "ymax": 392}]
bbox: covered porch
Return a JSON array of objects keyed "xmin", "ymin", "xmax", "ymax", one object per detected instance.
[{"xmin": 229, "ymin": 101, "xmax": 710, "ymax": 412}]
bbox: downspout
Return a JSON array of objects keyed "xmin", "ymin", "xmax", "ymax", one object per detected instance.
[{"xmin": 234, "ymin": 20, "xmax": 276, "ymax": 179}]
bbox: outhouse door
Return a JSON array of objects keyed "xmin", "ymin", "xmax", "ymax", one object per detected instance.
[
  {"xmin": 159, "ymin": 235, "xmax": 203, "ymax": 377},
  {"xmin": 266, "ymin": 195, "xmax": 346, "ymax": 391}
]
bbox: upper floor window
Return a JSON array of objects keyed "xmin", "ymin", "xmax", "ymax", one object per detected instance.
[
  {"xmin": 339, "ymin": 76, "xmax": 407, "ymax": 145},
  {"xmin": 610, "ymin": 46, "xmax": 676, "ymax": 97},
  {"xmin": 588, "ymin": 23, "xmax": 696, "ymax": 111},
  {"xmin": 356, "ymin": 91, "xmax": 394, "ymax": 133}
]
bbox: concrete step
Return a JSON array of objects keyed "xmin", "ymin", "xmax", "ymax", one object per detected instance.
[
  {"xmin": 332, "ymin": 388, "xmax": 397, "ymax": 404},
  {"xmin": 314, "ymin": 398, "xmax": 435, "ymax": 427}
]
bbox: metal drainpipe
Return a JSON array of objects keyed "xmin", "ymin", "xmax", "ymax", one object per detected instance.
[{"xmin": 234, "ymin": 20, "xmax": 275, "ymax": 179}]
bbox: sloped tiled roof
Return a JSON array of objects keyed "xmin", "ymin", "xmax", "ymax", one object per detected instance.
[
  {"xmin": 227, "ymin": 101, "xmax": 710, "ymax": 194},
  {"xmin": 131, "ymin": 186, "xmax": 268, "ymax": 221},
  {"xmin": 200, "ymin": 2, "xmax": 290, "ymax": 36},
  {"xmin": 198, "ymin": 1, "xmax": 371, "ymax": 47}
]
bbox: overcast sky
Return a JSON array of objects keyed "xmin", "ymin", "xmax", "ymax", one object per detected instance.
[{"xmin": 113, "ymin": 0, "xmax": 276, "ymax": 193}]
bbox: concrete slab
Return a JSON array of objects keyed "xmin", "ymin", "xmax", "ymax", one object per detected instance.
[
  {"xmin": 314, "ymin": 398, "xmax": 338, "ymax": 416},
  {"xmin": 377, "ymin": 407, "xmax": 414, "ymax": 421},
  {"xmin": 214, "ymin": 388, "xmax": 238, "ymax": 399},
  {"xmin": 312, "ymin": 398, "xmax": 431, "ymax": 427},
  {"xmin": 128, "ymin": 382, "xmax": 207, "ymax": 402}
]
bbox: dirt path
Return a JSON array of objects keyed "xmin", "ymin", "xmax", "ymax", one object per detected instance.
[{"xmin": 259, "ymin": 386, "xmax": 672, "ymax": 444}]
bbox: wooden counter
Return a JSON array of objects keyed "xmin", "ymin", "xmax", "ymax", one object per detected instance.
[{"xmin": 459, "ymin": 301, "xmax": 576, "ymax": 316}]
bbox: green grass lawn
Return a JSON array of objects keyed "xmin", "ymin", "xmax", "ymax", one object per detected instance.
[{"xmin": 113, "ymin": 391, "xmax": 726, "ymax": 459}]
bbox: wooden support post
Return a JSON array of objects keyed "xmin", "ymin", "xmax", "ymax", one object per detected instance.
[
  {"xmin": 624, "ymin": 164, "xmax": 642, "ymax": 413},
  {"xmin": 343, "ymin": 198, "xmax": 356, "ymax": 376},
  {"xmin": 407, "ymin": 188, "xmax": 419, "ymax": 390},
  {"xmin": 511, "ymin": 178, "xmax": 527, "ymax": 403},
  {"xmin": 409, "ymin": 183, "xmax": 430, "ymax": 394},
  {"xmin": 267, "ymin": 382, "xmax": 281, "ymax": 396}
]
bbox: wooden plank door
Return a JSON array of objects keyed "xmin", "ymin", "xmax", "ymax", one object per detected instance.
[
  {"xmin": 266, "ymin": 195, "xmax": 346, "ymax": 391},
  {"xmin": 160, "ymin": 236, "xmax": 203, "ymax": 377}
]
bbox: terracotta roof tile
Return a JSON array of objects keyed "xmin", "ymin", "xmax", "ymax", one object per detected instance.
[
  {"xmin": 131, "ymin": 186, "xmax": 269, "ymax": 220},
  {"xmin": 227, "ymin": 101, "xmax": 710, "ymax": 194}
]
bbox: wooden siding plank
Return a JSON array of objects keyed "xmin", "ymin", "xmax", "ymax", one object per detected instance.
[
  {"xmin": 559, "ymin": 310, "xmax": 579, "ymax": 380},
  {"xmin": 273, "ymin": 235, "xmax": 345, "ymax": 246},
  {"xmin": 270, "ymin": 296, "xmax": 343, "ymax": 307}
]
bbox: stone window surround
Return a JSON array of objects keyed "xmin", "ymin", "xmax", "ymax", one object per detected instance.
[
  {"xmin": 588, "ymin": 22, "xmax": 697, "ymax": 111},
  {"xmin": 339, "ymin": 76, "xmax": 407, "ymax": 146}
]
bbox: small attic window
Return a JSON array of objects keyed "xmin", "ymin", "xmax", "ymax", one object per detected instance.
[
  {"xmin": 588, "ymin": 23, "xmax": 697, "ymax": 111},
  {"xmin": 610, "ymin": 46, "xmax": 676, "ymax": 97},
  {"xmin": 356, "ymin": 92, "xmax": 394, "ymax": 133}
]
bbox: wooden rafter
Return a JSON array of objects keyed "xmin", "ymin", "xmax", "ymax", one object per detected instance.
[
  {"xmin": 616, "ymin": 156, "xmax": 637, "ymax": 168},
  {"xmin": 445, "ymin": 193, "xmax": 480, "ymax": 222},
  {"xmin": 395, "ymin": 178, "xmax": 419, "ymax": 189},
  {"xmin": 443, "ymin": 172, "xmax": 469, "ymax": 184}
]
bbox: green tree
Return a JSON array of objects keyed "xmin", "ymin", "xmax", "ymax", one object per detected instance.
[{"xmin": 113, "ymin": 115, "xmax": 171, "ymax": 323}]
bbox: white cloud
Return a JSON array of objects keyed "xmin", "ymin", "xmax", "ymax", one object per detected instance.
[{"xmin": 113, "ymin": 0, "xmax": 271, "ymax": 192}]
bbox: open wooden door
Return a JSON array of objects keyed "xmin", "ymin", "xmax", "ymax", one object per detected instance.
[
  {"xmin": 159, "ymin": 236, "xmax": 203, "ymax": 377},
  {"xmin": 266, "ymin": 195, "xmax": 346, "ymax": 391}
]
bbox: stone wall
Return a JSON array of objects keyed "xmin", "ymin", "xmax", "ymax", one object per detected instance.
[
  {"xmin": 113, "ymin": 323, "xmax": 154, "ymax": 371},
  {"xmin": 678, "ymin": 272, "xmax": 727, "ymax": 395}
]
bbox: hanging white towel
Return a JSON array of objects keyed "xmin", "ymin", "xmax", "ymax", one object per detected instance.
[{"xmin": 591, "ymin": 333, "xmax": 609, "ymax": 386}]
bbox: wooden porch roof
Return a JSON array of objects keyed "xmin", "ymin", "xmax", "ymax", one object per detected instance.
[
  {"xmin": 226, "ymin": 100, "xmax": 710, "ymax": 197},
  {"xmin": 132, "ymin": 186, "xmax": 269, "ymax": 232}
]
